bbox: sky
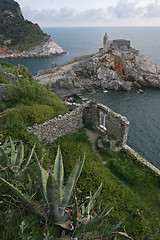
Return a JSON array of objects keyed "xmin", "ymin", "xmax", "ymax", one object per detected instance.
[{"xmin": 16, "ymin": 0, "xmax": 160, "ymax": 27}]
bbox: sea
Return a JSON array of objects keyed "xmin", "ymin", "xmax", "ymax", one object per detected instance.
[{"xmin": 1, "ymin": 26, "xmax": 160, "ymax": 168}]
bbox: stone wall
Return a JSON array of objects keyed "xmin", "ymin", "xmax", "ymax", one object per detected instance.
[
  {"xmin": 28, "ymin": 104, "xmax": 87, "ymax": 143},
  {"xmin": 28, "ymin": 102, "xmax": 129, "ymax": 147},
  {"xmin": 112, "ymin": 39, "xmax": 130, "ymax": 50},
  {"xmin": 83, "ymin": 103, "xmax": 129, "ymax": 147}
]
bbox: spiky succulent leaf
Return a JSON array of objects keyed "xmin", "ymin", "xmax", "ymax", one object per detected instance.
[
  {"xmin": 95, "ymin": 203, "xmax": 110, "ymax": 218},
  {"xmin": 60, "ymin": 156, "xmax": 85, "ymax": 216},
  {"xmin": 23, "ymin": 144, "xmax": 36, "ymax": 172},
  {"xmin": 35, "ymin": 152, "xmax": 49, "ymax": 209},
  {"xmin": 0, "ymin": 138, "xmax": 11, "ymax": 159},
  {"xmin": 54, "ymin": 145, "xmax": 64, "ymax": 198},
  {"xmin": 85, "ymin": 183, "xmax": 102, "ymax": 215},
  {"xmin": 73, "ymin": 197, "xmax": 78, "ymax": 230},
  {"xmin": 46, "ymin": 173, "xmax": 60, "ymax": 221},
  {"xmin": 1, "ymin": 138, "xmax": 9, "ymax": 150},
  {"xmin": 9, "ymin": 137, "xmax": 16, "ymax": 165},
  {"xmin": 0, "ymin": 176, "xmax": 46, "ymax": 221},
  {"xmin": 27, "ymin": 174, "xmax": 33, "ymax": 196},
  {"xmin": 75, "ymin": 154, "xmax": 85, "ymax": 184},
  {"xmin": 14, "ymin": 141, "xmax": 24, "ymax": 170},
  {"xmin": 55, "ymin": 220, "xmax": 73, "ymax": 230},
  {"xmin": 0, "ymin": 146, "xmax": 9, "ymax": 166},
  {"xmin": 78, "ymin": 207, "xmax": 113, "ymax": 234}
]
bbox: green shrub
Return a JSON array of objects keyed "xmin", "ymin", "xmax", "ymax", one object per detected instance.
[
  {"xmin": 6, "ymin": 69, "xmax": 68, "ymax": 116},
  {"xmin": 4, "ymin": 104, "xmax": 55, "ymax": 126},
  {"xmin": 46, "ymin": 128, "xmax": 160, "ymax": 239},
  {"xmin": 0, "ymin": 76, "xmax": 9, "ymax": 84}
]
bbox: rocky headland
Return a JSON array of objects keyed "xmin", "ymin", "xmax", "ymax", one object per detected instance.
[
  {"xmin": 0, "ymin": 0, "xmax": 65, "ymax": 58},
  {"xmin": 35, "ymin": 33, "xmax": 160, "ymax": 98},
  {"xmin": 0, "ymin": 36, "xmax": 65, "ymax": 58}
]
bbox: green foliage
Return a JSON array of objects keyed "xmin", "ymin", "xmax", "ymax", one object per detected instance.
[
  {"xmin": 1, "ymin": 63, "xmax": 32, "ymax": 79},
  {"xmin": 0, "ymin": 145, "xmax": 85, "ymax": 225},
  {"xmin": 0, "ymin": 63, "xmax": 67, "ymax": 118},
  {"xmin": 0, "ymin": 140, "xmax": 120, "ymax": 239},
  {"xmin": 0, "ymin": 137, "xmax": 35, "ymax": 174},
  {"xmin": 4, "ymin": 104, "xmax": 55, "ymax": 126},
  {"xmin": 0, "ymin": 119, "xmax": 43, "ymax": 159},
  {"xmin": 0, "ymin": 76, "xmax": 9, "ymax": 84},
  {"xmin": 0, "ymin": 0, "xmax": 48, "ymax": 50},
  {"xmin": 5, "ymin": 66, "xmax": 68, "ymax": 116},
  {"xmin": 47, "ymin": 128, "xmax": 160, "ymax": 239}
]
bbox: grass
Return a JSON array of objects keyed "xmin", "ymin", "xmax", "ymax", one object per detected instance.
[
  {"xmin": 47, "ymin": 128, "xmax": 160, "ymax": 239},
  {"xmin": 0, "ymin": 62, "xmax": 160, "ymax": 239},
  {"xmin": 1, "ymin": 126, "xmax": 160, "ymax": 239},
  {"xmin": 0, "ymin": 63, "xmax": 68, "ymax": 125}
]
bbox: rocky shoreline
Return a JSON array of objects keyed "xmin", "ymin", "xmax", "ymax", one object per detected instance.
[
  {"xmin": 0, "ymin": 36, "xmax": 66, "ymax": 59},
  {"xmin": 35, "ymin": 33, "xmax": 160, "ymax": 99}
]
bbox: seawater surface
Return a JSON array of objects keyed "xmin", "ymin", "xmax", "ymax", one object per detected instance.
[
  {"xmin": 84, "ymin": 88, "xmax": 160, "ymax": 169},
  {"xmin": 1, "ymin": 27, "xmax": 160, "ymax": 75},
  {"xmin": 1, "ymin": 27, "xmax": 160, "ymax": 168}
]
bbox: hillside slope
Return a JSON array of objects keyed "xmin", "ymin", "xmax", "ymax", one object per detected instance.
[{"xmin": 0, "ymin": 0, "xmax": 65, "ymax": 58}]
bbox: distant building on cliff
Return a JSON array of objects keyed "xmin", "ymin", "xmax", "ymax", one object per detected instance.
[{"xmin": 99, "ymin": 32, "xmax": 131, "ymax": 53}]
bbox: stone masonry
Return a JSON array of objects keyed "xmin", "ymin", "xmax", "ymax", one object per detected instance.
[
  {"xmin": 28, "ymin": 103, "xmax": 87, "ymax": 143},
  {"xmin": 83, "ymin": 102, "xmax": 129, "ymax": 147},
  {"xmin": 28, "ymin": 102, "xmax": 129, "ymax": 147}
]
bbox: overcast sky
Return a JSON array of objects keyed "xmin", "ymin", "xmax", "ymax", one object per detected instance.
[{"xmin": 16, "ymin": 0, "xmax": 160, "ymax": 27}]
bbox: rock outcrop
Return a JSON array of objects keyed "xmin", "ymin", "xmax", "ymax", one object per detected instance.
[
  {"xmin": 35, "ymin": 33, "xmax": 160, "ymax": 98},
  {"xmin": 0, "ymin": 36, "xmax": 65, "ymax": 58},
  {"xmin": 0, "ymin": 0, "xmax": 65, "ymax": 58}
]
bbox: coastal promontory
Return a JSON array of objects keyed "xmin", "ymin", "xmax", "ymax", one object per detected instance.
[
  {"xmin": 35, "ymin": 33, "xmax": 160, "ymax": 98},
  {"xmin": 0, "ymin": 0, "xmax": 65, "ymax": 58}
]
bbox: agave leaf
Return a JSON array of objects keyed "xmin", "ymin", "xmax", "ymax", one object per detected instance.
[
  {"xmin": 0, "ymin": 176, "xmax": 46, "ymax": 221},
  {"xmin": 94, "ymin": 203, "xmax": 110, "ymax": 218},
  {"xmin": 23, "ymin": 144, "xmax": 36, "ymax": 172},
  {"xmin": 81, "ymin": 204, "xmax": 85, "ymax": 216},
  {"xmin": 46, "ymin": 173, "xmax": 60, "ymax": 221},
  {"xmin": 72, "ymin": 197, "xmax": 78, "ymax": 230},
  {"xmin": 14, "ymin": 141, "xmax": 24, "ymax": 170},
  {"xmin": 1, "ymin": 137, "xmax": 9, "ymax": 150},
  {"xmin": 113, "ymin": 232, "xmax": 134, "ymax": 240},
  {"xmin": 54, "ymin": 145, "xmax": 64, "ymax": 199},
  {"xmin": 27, "ymin": 173, "xmax": 33, "ymax": 196},
  {"xmin": 0, "ymin": 146, "xmax": 9, "ymax": 166},
  {"xmin": 35, "ymin": 152, "xmax": 49, "ymax": 209},
  {"xmin": 60, "ymin": 156, "xmax": 85, "ymax": 214},
  {"xmin": 85, "ymin": 183, "xmax": 103, "ymax": 216},
  {"xmin": 110, "ymin": 218, "xmax": 125, "ymax": 233},
  {"xmin": 75, "ymin": 154, "xmax": 85, "ymax": 184},
  {"xmin": 9, "ymin": 137, "xmax": 16, "ymax": 165},
  {"xmin": 79, "ymin": 207, "xmax": 113, "ymax": 233},
  {"xmin": 55, "ymin": 220, "xmax": 73, "ymax": 230}
]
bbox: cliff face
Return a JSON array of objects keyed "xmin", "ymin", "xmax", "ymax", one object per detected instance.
[
  {"xmin": 35, "ymin": 35, "xmax": 160, "ymax": 98},
  {"xmin": 0, "ymin": 37, "xmax": 65, "ymax": 58},
  {"xmin": 0, "ymin": 0, "xmax": 65, "ymax": 58}
]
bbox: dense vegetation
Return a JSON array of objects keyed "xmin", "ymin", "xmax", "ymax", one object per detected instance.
[
  {"xmin": 0, "ymin": 63, "xmax": 160, "ymax": 239},
  {"xmin": 0, "ymin": 0, "xmax": 49, "ymax": 50},
  {"xmin": 0, "ymin": 62, "xmax": 68, "ymax": 140}
]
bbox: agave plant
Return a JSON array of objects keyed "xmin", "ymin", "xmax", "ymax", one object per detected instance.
[
  {"xmin": 0, "ymin": 137, "xmax": 35, "ymax": 174},
  {"xmin": 67, "ymin": 184, "xmax": 113, "ymax": 238},
  {"xmin": 0, "ymin": 145, "xmax": 85, "ymax": 224},
  {"xmin": 34, "ymin": 145, "xmax": 85, "ymax": 223}
]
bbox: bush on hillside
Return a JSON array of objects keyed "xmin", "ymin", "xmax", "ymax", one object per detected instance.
[
  {"xmin": 4, "ymin": 104, "xmax": 55, "ymax": 126},
  {"xmin": 0, "ymin": 76, "xmax": 9, "ymax": 84}
]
